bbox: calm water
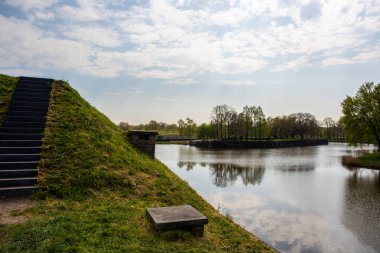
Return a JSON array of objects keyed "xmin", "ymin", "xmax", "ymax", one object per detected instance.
[{"xmin": 156, "ymin": 143, "xmax": 380, "ymax": 253}]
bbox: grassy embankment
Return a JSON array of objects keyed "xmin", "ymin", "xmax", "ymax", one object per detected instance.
[
  {"xmin": 0, "ymin": 74, "xmax": 18, "ymax": 125},
  {"xmin": 342, "ymin": 152, "xmax": 380, "ymax": 170},
  {"xmin": 0, "ymin": 74, "xmax": 274, "ymax": 252}
]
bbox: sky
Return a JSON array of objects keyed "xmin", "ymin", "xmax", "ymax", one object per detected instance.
[{"xmin": 0, "ymin": 0, "xmax": 379, "ymax": 125}]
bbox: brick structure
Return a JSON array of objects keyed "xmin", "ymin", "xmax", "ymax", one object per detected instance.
[{"xmin": 127, "ymin": 131, "xmax": 158, "ymax": 158}]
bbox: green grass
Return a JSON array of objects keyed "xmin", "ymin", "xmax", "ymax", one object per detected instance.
[
  {"xmin": 359, "ymin": 152, "xmax": 380, "ymax": 167},
  {"xmin": 0, "ymin": 75, "xmax": 274, "ymax": 252},
  {"xmin": 0, "ymin": 74, "xmax": 18, "ymax": 125},
  {"xmin": 155, "ymin": 129, "xmax": 179, "ymax": 136}
]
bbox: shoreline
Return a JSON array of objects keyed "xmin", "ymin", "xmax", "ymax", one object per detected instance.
[
  {"xmin": 342, "ymin": 155, "xmax": 380, "ymax": 170},
  {"xmin": 190, "ymin": 139, "xmax": 328, "ymax": 149}
]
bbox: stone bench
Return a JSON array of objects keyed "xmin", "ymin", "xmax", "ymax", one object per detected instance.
[{"xmin": 146, "ymin": 205, "xmax": 208, "ymax": 236}]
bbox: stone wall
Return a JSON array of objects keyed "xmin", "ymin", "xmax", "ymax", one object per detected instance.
[{"xmin": 127, "ymin": 131, "xmax": 158, "ymax": 158}]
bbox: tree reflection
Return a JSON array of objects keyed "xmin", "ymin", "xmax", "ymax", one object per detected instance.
[
  {"xmin": 209, "ymin": 163, "xmax": 265, "ymax": 187},
  {"xmin": 176, "ymin": 161, "xmax": 265, "ymax": 187},
  {"xmin": 274, "ymin": 164, "xmax": 315, "ymax": 172},
  {"xmin": 177, "ymin": 161, "xmax": 196, "ymax": 170},
  {"xmin": 342, "ymin": 169, "xmax": 380, "ymax": 251}
]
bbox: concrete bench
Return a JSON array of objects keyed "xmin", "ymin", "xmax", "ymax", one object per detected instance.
[{"xmin": 147, "ymin": 205, "xmax": 208, "ymax": 236}]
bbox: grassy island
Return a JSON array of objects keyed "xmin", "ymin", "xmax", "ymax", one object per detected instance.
[
  {"xmin": 0, "ymin": 74, "xmax": 274, "ymax": 252},
  {"xmin": 342, "ymin": 152, "xmax": 380, "ymax": 170}
]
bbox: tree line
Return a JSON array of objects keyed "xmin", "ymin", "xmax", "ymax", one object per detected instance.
[
  {"xmin": 119, "ymin": 106, "xmax": 344, "ymax": 141},
  {"xmin": 197, "ymin": 104, "xmax": 343, "ymax": 140},
  {"xmin": 119, "ymin": 120, "xmax": 177, "ymax": 131},
  {"xmin": 119, "ymin": 81, "xmax": 380, "ymax": 149}
]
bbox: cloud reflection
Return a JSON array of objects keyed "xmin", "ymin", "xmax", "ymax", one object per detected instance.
[{"xmin": 208, "ymin": 192, "xmax": 376, "ymax": 253}]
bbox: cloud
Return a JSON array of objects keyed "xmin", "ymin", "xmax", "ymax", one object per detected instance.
[
  {"xmin": 1, "ymin": 0, "xmax": 380, "ymax": 81},
  {"xmin": 221, "ymin": 80, "xmax": 256, "ymax": 86},
  {"xmin": 57, "ymin": 0, "xmax": 107, "ymax": 22},
  {"xmin": 0, "ymin": 68, "xmax": 42, "ymax": 77},
  {"xmin": 5, "ymin": 0, "xmax": 57, "ymax": 12},
  {"xmin": 62, "ymin": 26, "xmax": 123, "ymax": 47},
  {"xmin": 155, "ymin": 96, "xmax": 192, "ymax": 102},
  {"xmin": 167, "ymin": 78, "xmax": 196, "ymax": 85}
]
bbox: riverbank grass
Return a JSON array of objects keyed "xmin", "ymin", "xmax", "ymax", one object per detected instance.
[
  {"xmin": 342, "ymin": 152, "xmax": 380, "ymax": 170},
  {"xmin": 0, "ymin": 75, "xmax": 274, "ymax": 252},
  {"xmin": 359, "ymin": 152, "xmax": 380, "ymax": 167}
]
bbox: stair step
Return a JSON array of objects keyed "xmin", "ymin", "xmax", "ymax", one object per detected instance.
[
  {"xmin": 0, "ymin": 169, "xmax": 38, "ymax": 178},
  {"xmin": 19, "ymin": 76, "xmax": 53, "ymax": 82},
  {"xmin": 6, "ymin": 106, "xmax": 48, "ymax": 112},
  {"xmin": 0, "ymin": 147, "xmax": 41, "ymax": 154},
  {"xmin": 15, "ymin": 85, "xmax": 51, "ymax": 91},
  {"xmin": 0, "ymin": 154, "xmax": 41, "ymax": 162},
  {"xmin": 0, "ymin": 186, "xmax": 36, "ymax": 198},
  {"xmin": 13, "ymin": 90, "xmax": 50, "ymax": 96},
  {"xmin": 0, "ymin": 177, "xmax": 37, "ymax": 187},
  {"xmin": 9, "ymin": 101, "xmax": 49, "ymax": 107},
  {"xmin": 0, "ymin": 161, "xmax": 40, "ymax": 170},
  {"xmin": 0, "ymin": 140, "xmax": 42, "ymax": 147},
  {"xmin": 17, "ymin": 81, "xmax": 51, "ymax": 86},
  {"xmin": 5, "ymin": 111, "xmax": 47, "ymax": 117},
  {"xmin": 14, "ymin": 87, "xmax": 51, "ymax": 93},
  {"xmin": 11, "ymin": 95, "xmax": 50, "ymax": 103},
  {"xmin": 0, "ymin": 127, "xmax": 45, "ymax": 133},
  {"xmin": 3, "ymin": 116, "xmax": 46, "ymax": 123},
  {"xmin": 1, "ymin": 121, "xmax": 45, "ymax": 128},
  {"xmin": 0, "ymin": 134, "xmax": 43, "ymax": 140}
]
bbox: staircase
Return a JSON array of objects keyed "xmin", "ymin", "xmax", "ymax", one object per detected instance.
[{"xmin": 0, "ymin": 76, "xmax": 52, "ymax": 198}]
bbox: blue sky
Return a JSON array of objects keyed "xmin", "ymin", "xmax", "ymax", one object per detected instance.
[{"xmin": 0, "ymin": 0, "xmax": 379, "ymax": 124}]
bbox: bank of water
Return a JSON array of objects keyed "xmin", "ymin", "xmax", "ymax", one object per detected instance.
[{"xmin": 156, "ymin": 143, "xmax": 380, "ymax": 253}]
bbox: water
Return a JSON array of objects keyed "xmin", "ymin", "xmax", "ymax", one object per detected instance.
[{"xmin": 156, "ymin": 143, "xmax": 380, "ymax": 253}]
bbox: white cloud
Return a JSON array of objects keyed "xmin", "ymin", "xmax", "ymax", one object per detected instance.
[
  {"xmin": 62, "ymin": 26, "xmax": 122, "ymax": 48},
  {"xmin": 5, "ymin": 0, "xmax": 57, "ymax": 12},
  {"xmin": 221, "ymin": 80, "xmax": 256, "ymax": 86},
  {"xmin": 1, "ymin": 0, "xmax": 379, "ymax": 80},
  {"xmin": 273, "ymin": 56, "xmax": 310, "ymax": 72},
  {"xmin": 155, "ymin": 97, "xmax": 191, "ymax": 102},
  {"xmin": 166, "ymin": 78, "xmax": 196, "ymax": 85},
  {"xmin": 0, "ymin": 68, "xmax": 42, "ymax": 77}
]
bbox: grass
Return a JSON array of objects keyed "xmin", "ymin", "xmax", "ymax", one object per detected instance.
[
  {"xmin": 358, "ymin": 152, "xmax": 380, "ymax": 168},
  {"xmin": 0, "ymin": 74, "xmax": 18, "ymax": 125},
  {"xmin": 342, "ymin": 152, "xmax": 380, "ymax": 170},
  {"xmin": 0, "ymin": 75, "xmax": 274, "ymax": 252}
]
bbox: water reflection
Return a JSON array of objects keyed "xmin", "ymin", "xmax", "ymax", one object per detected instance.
[
  {"xmin": 274, "ymin": 164, "xmax": 315, "ymax": 172},
  {"xmin": 156, "ymin": 143, "xmax": 380, "ymax": 253},
  {"xmin": 177, "ymin": 161, "xmax": 197, "ymax": 170},
  {"xmin": 343, "ymin": 169, "xmax": 380, "ymax": 251},
  {"xmin": 177, "ymin": 161, "xmax": 265, "ymax": 187}
]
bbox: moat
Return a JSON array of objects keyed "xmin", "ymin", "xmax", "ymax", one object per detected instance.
[{"xmin": 156, "ymin": 143, "xmax": 380, "ymax": 253}]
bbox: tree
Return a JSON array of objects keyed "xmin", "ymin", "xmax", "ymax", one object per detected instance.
[
  {"xmin": 242, "ymin": 106, "xmax": 253, "ymax": 140},
  {"xmin": 341, "ymin": 82, "xmax": 380, "ymax": 150},
  {"xmin": 185, "ymin": 118, "xmax": 197, "ymax": 139},
  {"xmin": 322, "ymin": 117, "xmax": 335, "ymax": 140},
  {"xmin": 177, "ymin": 119, "xmax": 185, "ymax": 136},
  {"xmin": 119, "ymin": 122, "xmax": 129, "ymax": 130},
  {"xmin": 211, "ymin": 105, "xmax": 229, "ymax": 139}
]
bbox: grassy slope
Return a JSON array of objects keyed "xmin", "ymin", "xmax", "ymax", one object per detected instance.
[
  {"xmin": 0, "ymin": 77, "xmax": 273, "ymax": 252},
  {"xmin": 0, "ymin": 74, "xmax": 18, "ymax": 125}
]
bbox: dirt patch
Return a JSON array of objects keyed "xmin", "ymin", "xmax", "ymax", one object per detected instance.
[{"xmin": 0, "ymin": 198, "xmax": 35, "ymax": 225}]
